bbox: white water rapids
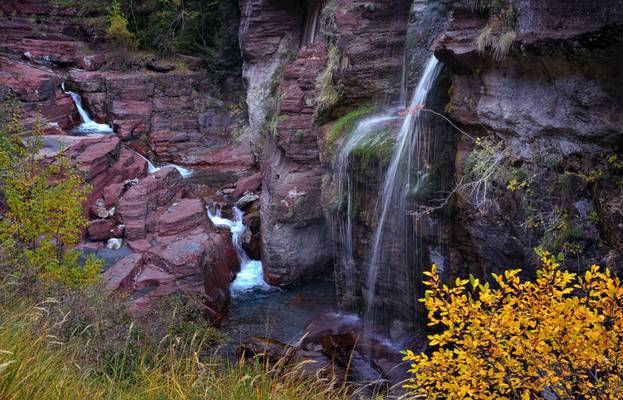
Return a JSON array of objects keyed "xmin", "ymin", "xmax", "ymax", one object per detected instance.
[{"xmin": 207, "ymin": 206, "xmax": 274, "ymax": 296}]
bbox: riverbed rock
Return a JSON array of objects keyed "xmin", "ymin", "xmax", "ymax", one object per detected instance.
[
  {"xmin": 231, "ymin": 172, "xmax": 262, "ymax": 198},
  {"xmin": 117, "ymin": 167, "xmax": 183, "ymax": 241},
  {"xmin": 157, "ymin": 199, "xmax": 208, "ymax": 237},
  {"xmin": 87, "ymin": 219, "xmax": 114, "ymax": 241}
]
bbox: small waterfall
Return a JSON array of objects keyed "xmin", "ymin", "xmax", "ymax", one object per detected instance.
[
  {"xmin": 128, "ymin": 148, "xmax": 194, "ymax": 178},
  {"xmin": 364, "ymin": 56, "xmax": 442, "ymax": 331},
  {"xmin": 301, "ymin": 0, "xmax": 323, "ymax": 46},
  {"xmin": 207, "ymin": 206, "xmax": 274, "ymax": 296},
  {"xmin": 61, "ymin": 82, "xmax": 114, "ymax": 134},
  {"xmin": 146, "ymin": 160, "xmax": 193, "ymax": 179},
  {"xmin": 333, "ymin": 113, "xmax": 400, "ymax": 305}
]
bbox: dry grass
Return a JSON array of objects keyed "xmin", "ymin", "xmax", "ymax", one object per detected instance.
[{"xmin": 0, "ymin": 269, "xmax": 351, "ymax": 400}]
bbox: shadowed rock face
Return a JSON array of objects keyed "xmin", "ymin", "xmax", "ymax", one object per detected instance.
[{"xmin": 433, "ymin": 0, "xmax": 623, "ymax": 278}]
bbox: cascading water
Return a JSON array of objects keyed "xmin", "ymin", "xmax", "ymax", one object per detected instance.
[
  {"xmin": 207, "ymin": 206, "xmax": 274, "ymax": 296},
  {"xmin": 61, "ymin": 82, "xmax": 114, "ymax": 134},
  {"xmin": 146, "ymin": 159, "xmax": 194, "ymax": 179},
  {"xmin": 364, "ymin": 56, "xmax": 442, "ymax": 332},
  {"xmin": 333, "ymin": 113, "xmax": 400, "ymax": 306},
  {"xmin": 301, "ymin": 0, "xmax": 323, "ymax": 46},
  {"xmin": 128, "ymin": 147, "xmax": 194, "ymax": 178}
]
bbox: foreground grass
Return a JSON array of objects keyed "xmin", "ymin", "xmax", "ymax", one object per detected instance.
[
  {"xmin": 0, "ymin": 281, "xmax": 349, "ymax": 400},
  {"xmin": 0, "ymin": 300, "xmax": 349, "ymax": 400}
]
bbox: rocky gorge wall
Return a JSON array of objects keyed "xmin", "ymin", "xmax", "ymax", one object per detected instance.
[
  {"xmin": 0, "ymin": 0, "xmax": 263, "ymax": 324},
  {"xmin": 435, "ymin": 0, "xmax": 623, "ymax": 279},
  {"xmin": 238, "ymin": 0, "xmax": 424, "ymax": 285},
  {"xmin": 3, "ymin": 0, "xmax": 623, "ymax": 333}
]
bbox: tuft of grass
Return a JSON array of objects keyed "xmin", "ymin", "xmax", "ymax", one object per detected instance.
[
  {"xmin": 493, "ymin": 31, "xmax": 516, "ymax": 60},
  {"xmin": 315, "ymin": 44, "xmax": 341, "ymax": 115},
  {"xmin": 326, "ymin": 105, "xmax": 374, "ymax": 148}
]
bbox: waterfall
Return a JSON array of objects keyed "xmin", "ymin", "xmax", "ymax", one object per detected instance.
[
  {"xmin": 333, "ymin": 113, "xmax": 400, "ymax": 305},
  {"xmin": 207, "ymin": 206, "xmax": 274, "ymax": 296},
  {"xmin": 301, "ymin": 0, "xmax": 323, "ymax": 46},
  {"xmin": 61, "ymin": 82, "xmax": 114, "ymax": 134},
  {"xmin": 364, "ymin": 56, "xmax": 442, "ymax": 330},
  {"xmin": 128, "ymin": 147, "xmax": 194, "ymax": 178},
  {"xmin": 146, "ymin": 160, "xmax": 193, "ymax": 179}
]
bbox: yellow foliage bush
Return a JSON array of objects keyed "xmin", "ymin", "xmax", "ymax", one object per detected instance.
[
  {"xmin": 404, "ymin": 252, "xmax": 623, "ymax": 399},
  {"xmin": 106, "ymin": 0, "xmax": 137, "ymax": 49},
  {"xmin": 0, "ymin": 97, "xmax": 101, "ymax": 287}
]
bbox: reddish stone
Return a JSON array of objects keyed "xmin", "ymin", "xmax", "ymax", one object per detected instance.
[
  {"xmin": 113, "ymin": 119, "xmax": 149, "ymax": 140},
  {"xmin": 110, "ymin": 100, "xmax": 151, "ymax": 119},
  {"xmin": 89, "ymin": 202, "xmax": 109, "ymax": 219},
  {"xmin": 157, "ymin": 199, "xmax": 208, "ymax": 237},
  {"xmin": 79, "ymin": 53, "xmax": 106, "ymax": 71},
  {"xmin": 232, "ymin": 172, "xmax": 262, "ymax": 198},
  {"xmin": 0, "ymin": 55, "xmax": 58, "ymax": 102},
  {"xmin": 117, "ymin": 167, "xmax": 183, "ymax": 240},
  {"xmin": 87, "ymin": 219, "xmax": 114, "ymax": 241},
  {"xmin": 102, "ymin": 253, "xmax": 143, "ymax": 294},
  {"xmin": 203, "ymin": 232, "xmax": 240, "ymax": 323},
  {"xmin": 103, "ymin": 183, "xmax": 124, "ymax": 207},
  {"xmin": 112, "ymin": 224, "xmax": 125, "ymax": 238}
]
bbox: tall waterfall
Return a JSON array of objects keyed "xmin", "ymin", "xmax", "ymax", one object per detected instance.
[
  {"xmin": 208, "ymin": 206, "xmax": 274, "ymax": 296},
  {"xmin": 61, "ymin": 83, "xmax": 114, "ymax": 134},
  {"xmin": 364, "ymin": 56, "xmax": 442, "ymax": 331},
  {"xmin": 333, "ymin": 113, "xmax": 400, "ymax": 306}
]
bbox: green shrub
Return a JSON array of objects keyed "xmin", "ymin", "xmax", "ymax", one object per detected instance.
[
  {"xmin": 351, "ymin": 129, "xmax": 395, "ymax": 169},
  {"xmin": 106, "ymin": 0, "xmax": 137, "ymax": 49},
  {"xmin": 0, "ymin": 97, "xmax": 99, "ymax": 288}
]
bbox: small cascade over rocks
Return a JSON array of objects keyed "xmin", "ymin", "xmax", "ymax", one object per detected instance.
[
  {"xmin": 146, "ymin": 159, "xmax": 194, "ymax": 179},
  {"xmin": 61, "ymin": 82, "xmax": 114, "ymax": 135},
  {"xmin": 365, "ymin": 56, "xmax": 442, "ymax": 332},
  {"xmin": 207, "ymin": 206, "xmax": 275, "ymax": 297},
  {"xmin": 129, "ymin": 149, "xmax": 194, "ymax": 179}
]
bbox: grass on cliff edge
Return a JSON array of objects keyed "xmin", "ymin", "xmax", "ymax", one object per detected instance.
[
  {"xmin": 326, "ymin": 105, "xmax": 374, "ymax": 151},
  {"xmin": 0, "ymin": 274, "xmax": 348, "ymax": 400}
]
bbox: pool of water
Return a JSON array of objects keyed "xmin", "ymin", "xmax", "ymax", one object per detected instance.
[{"xmin": 220, "ymin": 275, "xmax": 337, "ymax": 352}]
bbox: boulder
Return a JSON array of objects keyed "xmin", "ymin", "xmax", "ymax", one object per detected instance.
[
  {"xmin": 231, "ymin": 172, "xmax": 262, "ymax": 198},
  {"xmin": 102, "ymin": 253, "xmax": 144, "ymax": 294},
  {"xmin": 87, "ymin": 219, "xmax": 113, "ymax": 241},
  {"xmin": 117, "ymin": 167, "xmax": 183, "ymax": 240},
  {"xmin": 157, "ymin": 199, "xmax": 208, "ymax": 237}
]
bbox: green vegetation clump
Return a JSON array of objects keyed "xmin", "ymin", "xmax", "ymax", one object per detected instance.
[
  {"xmin": 326, "ymin": 105, "xmax": 374, "ymax": 148},
  {"xmin": 0, "ymin": 97, "xmax": 101, "ymax": 288},
  {"xmin": 58, "ymin": 0, "xmax": 241, "ymax": 79},
  {"xmin": 351, "ymin": 129, "xmax": 395, "ymax": 169},
  {"xmin": 106, "ymin": 0, "xmax": 137, "ymax": 49},
  {"xmin": 462, "ymin": 136, "xmax": 510, "ymax": 207}
]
